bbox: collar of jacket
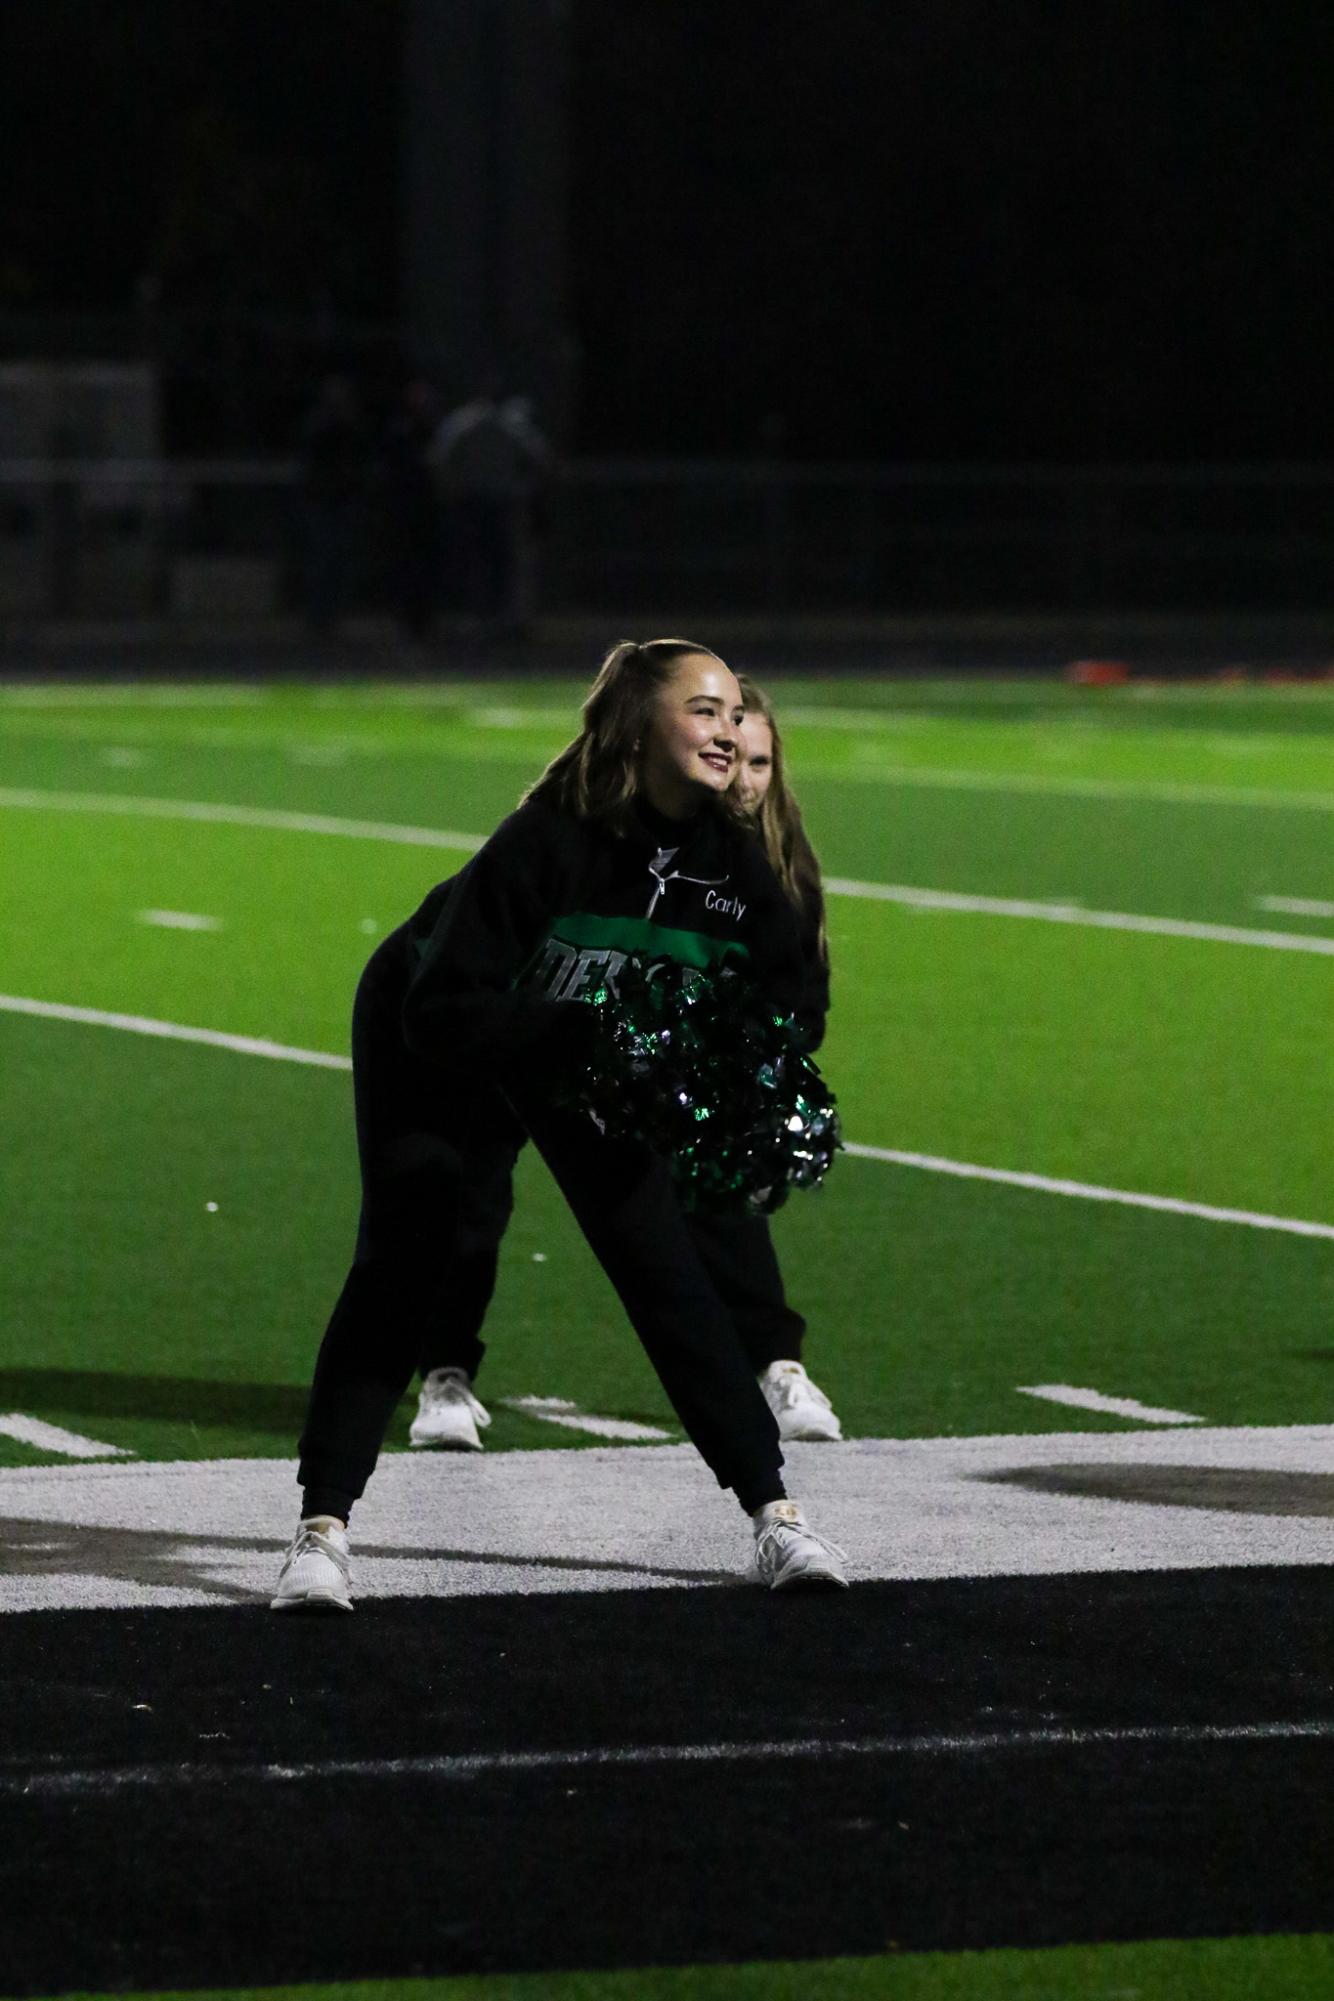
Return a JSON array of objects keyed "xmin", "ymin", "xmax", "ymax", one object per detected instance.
[{"xmin": 628, "ymin": 795, "xmax": 726, "ymax": 852}]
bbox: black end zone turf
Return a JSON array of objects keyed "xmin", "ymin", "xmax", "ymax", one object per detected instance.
[{"xmin": 1, "ymin": 1569, "xmax": 1332, "ymax": 1992}]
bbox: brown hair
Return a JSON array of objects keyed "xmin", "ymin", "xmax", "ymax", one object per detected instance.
[
  {"xmin": 737, "ymin": 674, "xmax": 828, "ymax": 964},
  {"xmin": 524, "ymin": 637, "xmax": 747, "ymax": 833}
]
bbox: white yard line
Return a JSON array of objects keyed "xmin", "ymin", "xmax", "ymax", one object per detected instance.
[
  {"xmin": 136, "ymin": 909, "xmax": 223, "ymax": 932},
  {"xmin": 824, "ymin": 877, "xmax": 1334, "ymax": 955},
  {"xmin": 0, "ymin": 1415, "xmax": 133, "ymax": 1459},
  {"xmin": 0, "ymin": 685, "xmax": 269, "ymax": 707},
  {"xmin": 9, "ymin": 1718, "xmax": 1334, "ymax": 1797},
  {"xmin": 0, "ymin": 788, "xmax": 485, "ymax": 854},
  {"xmin": 3, "ymin": 785, "xmax": 1331, "ymax": 953},
  {"xmin": 841, "ymin": 1143, "xmax": 1334, "ymax": 1242},
  {"xmin": 0, "ymin": 995, "xmax": 350, "ymax": 1070},
  {"xmin": 828, "ymin": 763, "xmax": 1334, "ymax": 812},
  {"xmin": 2, "ymin": 994, "xmax": 1331, "ymax": 1242},
  {"xmin": 1255, "ymin": 895, "xmax": 1334, "ymax": 920},
  {"xmin": 500, "ymin": 1396, "xmax": 674, "ymax": 1442},
  {"xmin": 1015, "ymin": 1386, "xmax": 1205, "ymax": 1425}
]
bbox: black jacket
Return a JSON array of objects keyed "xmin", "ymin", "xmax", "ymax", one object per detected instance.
[
  {"xmin": 793, "ymin": 884, "xmax": 829, "ymax": 1052},
  {"xmin": 380, "ymin": 795, "xmax": 808, "ymax": 1082}
]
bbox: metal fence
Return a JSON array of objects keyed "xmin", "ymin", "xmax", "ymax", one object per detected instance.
[{"xmin": 1, "ymin": 458, "xmax": 1331, "ymax": 624}]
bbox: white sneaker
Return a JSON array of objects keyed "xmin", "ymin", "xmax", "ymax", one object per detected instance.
[
  {"xmin": 758, "ymin": 1360, "xmax": 843, "ymax": 1442},
  {"xmin": 409, "ymin": 1366, "xmax": 491, "ymax": 1451},
  {"xmin": 270, "ymin": 1516, "xmax": 353, "ymax": 1613},
  {"xmin": 752, "ymin": 1500, "xmax": 849, "ymax": 1592}
]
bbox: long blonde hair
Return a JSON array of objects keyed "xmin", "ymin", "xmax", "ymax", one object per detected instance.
[
  {"xmin": 737, "ymin": 674, "xmax": 828, "ymax": 964},
  {"xmin": 525, "ymin": 637, "xmax": 748, "ymax": 833}
]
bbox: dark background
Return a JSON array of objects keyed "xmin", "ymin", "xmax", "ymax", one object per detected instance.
[{"xmin": 2, "ymin": 0, "xmax": 1329, "ymax": 461}]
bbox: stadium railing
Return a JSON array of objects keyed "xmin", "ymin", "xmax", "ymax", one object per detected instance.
[{"xmin": 1, "ymin": 457, "xmax": 1330, "ymax": 624}]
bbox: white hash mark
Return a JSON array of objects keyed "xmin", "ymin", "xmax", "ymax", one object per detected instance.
[
  {"xmin": 136, "ymin": 910, "xmax": 223, "ymax": 932},
  {"xmin": 0, "ymin": 1415, "xmax": 135, "ymax": 1459},
  {"xmin": 1016, "ymin": 1385, "xmax": 1205, "ymax": 1425},
  {"xmin": 1254, "ymin": 895, "xmax": 1334, "ymax": 920},
  {"xmin": 501, "ymin": 1397, "xmax": 673, "ymax": 1442}
]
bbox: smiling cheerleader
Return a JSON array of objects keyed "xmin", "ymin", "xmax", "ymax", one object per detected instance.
[{"xmin": 272, "ymin": 640, "xmax": 849, "ymax": 1611}]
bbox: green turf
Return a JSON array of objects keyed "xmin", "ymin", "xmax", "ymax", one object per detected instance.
[
  {"xmin": 31, "ymin": 1929, "xmax": 1334, "ymax": 2000},
  {"xmin": 2, "ymin": 800, "xmax": 1329, "ymax": 1218},
  {"xmin": 0, "ymin": 1003, "xmax": 1329, "ymax": 1472},
  {"xmin": 1, "ymin": 672, "xmax": 1331, "ymax": 1473},
  {"xmin": 2, "ymin": 676, "xmax": 1331, "ymax": 926}
]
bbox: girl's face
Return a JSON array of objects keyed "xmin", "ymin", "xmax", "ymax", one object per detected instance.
[
  {"xmin": 734, "ymin": 714, "xmax": 774, "ymax": 816},
  {"xmin": 640, "ymin": 654, "xmax": 743, "ymax": 818}
]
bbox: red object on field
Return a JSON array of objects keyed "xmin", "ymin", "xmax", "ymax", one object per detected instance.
[{"xmin": 1065, "ymin": 660, "xmax": 1131, "ymax": 686}]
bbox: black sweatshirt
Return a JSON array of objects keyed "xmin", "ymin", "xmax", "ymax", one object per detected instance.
[
  {"xmin": 388, "ymin": 794, "xmax": 809, "ymax": 1081},
  {"xmin": 793, "ymin": 885, "xmax": 830, "ymax": 1053}
]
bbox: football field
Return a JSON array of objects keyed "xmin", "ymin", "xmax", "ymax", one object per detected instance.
[{"xmin": 1, "ymin": 672, "xmax": 1332, "ymax": 1998}]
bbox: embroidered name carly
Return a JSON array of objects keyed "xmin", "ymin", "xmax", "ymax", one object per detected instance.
[{"xmin": 704, "ymin": 888, "xmax": 747, "ymax": 923}]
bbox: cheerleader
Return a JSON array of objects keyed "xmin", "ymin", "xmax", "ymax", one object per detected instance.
[
  {"xmin": 272, "ymin": 641, "xmax": 848, "ymax": 1610},
  {"xmin": 686, "ymin": 674, "xmax": 842, "ymax": 1438},
  {"xmin": 410, "ymin": 672, "xmax": 842, "ymax": 1451}
]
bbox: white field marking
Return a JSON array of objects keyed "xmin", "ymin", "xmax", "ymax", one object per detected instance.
[
  {"xmin": 98, "ymin": 746, "xmax": 148, "ymax": 768},
  {"xmin": 0, "ymin": 788, "xmax": 485, "ymax": 854},
  {"xmin": 310, "ymin": 682, "xmax": 1334, "ymax": 712},
  {"xmin": 1016, "ymin": 1386, "xmax": 1205, "ymax": 1426},
  {"xmin": 472, "ymin": 706, "xmax": 573, "ymax": 729},
  {"xmin": 3, "ymin": 682, "xmax": 1330, "ymax": 803},
  {"xmin": 500, "ymin": 1396, "xmax": 674, "ymax": 1442},
  {"xmin": 824, "ymin": 877, "xmax": 1334, "ymax": 957},
  {"xmin": 779, "ymin": 706, "xmax": 936, "ymax": 731},
  {"xmin": 0, "ymin": 1415, "xmax": 133, "ymax": 1460},
  {"xmin": 3, "ymin": 996, "xmax": 1331, "ymax": 1242},
  {"xmin": 2, "ymin": 1426, "xmax": 1330, "ymax": 1613},
  {"xmin": 0, "ymin": 685, "xmax": 268, "ymax": 707},
  {"xmin": 135, "ymin": 909, "xmax": 223, "ymax": 932},
  {"xmin": 1256, "ymin": 895, "xmax": 1334, "ymax": 920},
  {"xmin": 3, "ymin": 785, "xmax": 1329, "ymax": 956},
  {"xmin": 840, "ymin": 1144, "xmax": 1334, "ymax": 1243},
  {"xmin": 826, "ymin": 762, "xmax": 1334, "ymax": 813},
  {"xmin": 310, "ymin": 685, "xmax": 471, "ymax": 707},
  {"xmin": 11, "ymin": 1718, "xmax": 1334, "ymax": 1798},
  {"xmin": 0, "ymin": 996, "xmax": 351, "ymax": 1071}
]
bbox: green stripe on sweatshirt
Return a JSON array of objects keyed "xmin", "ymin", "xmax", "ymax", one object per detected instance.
[{"xmin": 546, "ymin": 911, "xmax": 751, "ymax": 969}]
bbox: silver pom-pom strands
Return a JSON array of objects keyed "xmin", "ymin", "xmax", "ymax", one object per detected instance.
[{"xmin": 569, "ymin": 958, "xmax": 841, "ymax": 1215}]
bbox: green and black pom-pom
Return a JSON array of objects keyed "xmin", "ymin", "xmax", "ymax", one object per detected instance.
[{"xmin": 570, "ymin": 957, "xmax": 841, "ymax": 1215}]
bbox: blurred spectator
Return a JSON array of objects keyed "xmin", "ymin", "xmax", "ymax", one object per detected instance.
[
  {"xmin": 298, "ymin": 374, "xmax": 369, "ymax": 636},
  {"xmin": 382, "ymin": 377, "xmax": 443, "ymax": 640},
  {"xmin": 431, "ymin": 387, "xmax": 549, "ymax": 630}
]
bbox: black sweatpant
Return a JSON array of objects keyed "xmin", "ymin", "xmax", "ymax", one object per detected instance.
[
  {"xmin": 416, "ymin": 1177, "xmax": 807, "ymax": 1381},
  {"xmin": 297, "ymin": 954, "xmax": 785, "ymax": 1518},
  {"xmin": 680, "ymin": 1210, "xmax": 806, "ymax": 1375}
]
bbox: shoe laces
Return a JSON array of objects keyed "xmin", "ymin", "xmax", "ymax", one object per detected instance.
[
  {"xmin": 421, "ymin": 1368, "xmax": 492, "ymax": 1427},
  {"xmin": 768, "ymin": 1363, "xmax": 833, "ymax": 1414},
  {"xmin": 754, "ymin": 1513, "xmax": 848, "ymax": 1569},
  {"xmin": 285, "ymin": 1521, "xmax": 349, "ymax": 1578}
]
